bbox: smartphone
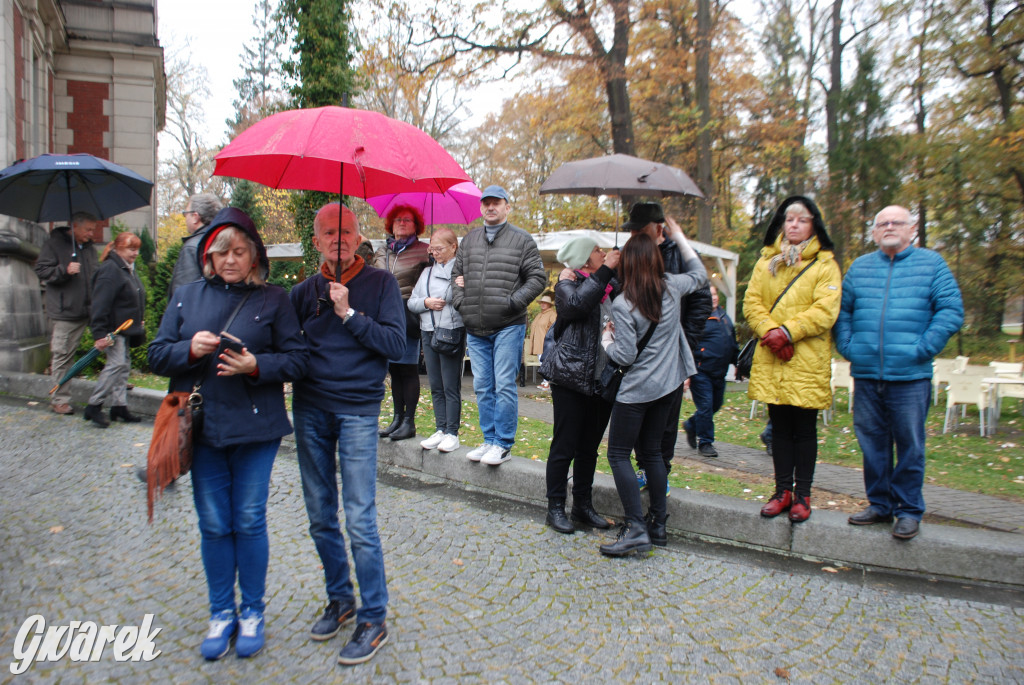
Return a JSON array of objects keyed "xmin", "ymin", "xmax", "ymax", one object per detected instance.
[{"xmin": 219, "ymin": 331, "xmax": 246, "ymax": 355}]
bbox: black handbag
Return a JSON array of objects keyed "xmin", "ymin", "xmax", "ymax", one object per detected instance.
[
  {"xmin": 426, "ymin": 265, "xmax": 464, "ymax": 357},
  {"xmin": 737, "ymin": 258, "xmax": 818, "ymax": 380},
  {"xmin": 599, "ymin": 319, "xmax": 658, "ymax": 403}
]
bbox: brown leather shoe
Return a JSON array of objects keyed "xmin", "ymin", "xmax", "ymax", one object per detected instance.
[
  {"xmin": 789, "ymin": 494, "xmax": 811, "ymax": 522},
  {"xmin": 760, "ymin": 490, "xmax": 792, "ymax": 518},
  {"xmin": 51, "ymin": 403, "xmax": 74, "ymax": 415}
]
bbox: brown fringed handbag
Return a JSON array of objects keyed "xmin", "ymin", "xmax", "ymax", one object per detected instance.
[{"xmin": 146, "ymin": 391, "xmax": 195, "ymax": 522}]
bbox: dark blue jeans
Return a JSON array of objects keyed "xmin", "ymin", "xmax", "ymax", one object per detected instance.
[
  {"xmin": 608, "ymin": 391, "xmax": 676, "ymax": 524},
  {"xmin": 852, "ymin": 378, "xmax": 930, "ymax": 521},
  {"xmin": 293, "ymin": 402, "xmax": 389, "ymax": 624},
  {"xmin": 685, "ymin": 371, "xmax": 726, "ymax": 446}
]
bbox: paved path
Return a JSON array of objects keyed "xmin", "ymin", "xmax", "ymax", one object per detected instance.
[
  {"xmin": 2, "ymin": 398, "xmax": 1022, "ymax": 683},
  {"xmin": 507, "ymin": 383, "xmax": 1024, "ymax": 534}
]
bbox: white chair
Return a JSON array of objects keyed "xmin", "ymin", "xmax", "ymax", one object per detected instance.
[
  {"xmin": 989, "ymin": 363, "xmax": 1024, "ymax": 417},
  {"xmin": 830, "ymin": 359, "xmax": 854, "ymax": 413},
  {"xmin": 932, "ymin": 358, "xmax": 958, "ymax": 405},
  {"xmin": 989, "ymin": 361, "xmax": 1023, "ymax": 377},
  {"xmin": 943, "ymin": 373, "xmax": 992, "ymax": 436},
  {"xmin": 954, "ymin": 355, "xmax": 970, "ymax": 373}
]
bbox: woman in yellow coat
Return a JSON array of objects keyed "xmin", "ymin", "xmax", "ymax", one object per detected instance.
[{"xmin": 744, "ymin": 196, "xmax": 841, "ymax": 522}]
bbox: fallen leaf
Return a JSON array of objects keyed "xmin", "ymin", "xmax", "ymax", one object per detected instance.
[
  {"xmin": 49, "ymin": 525, "xmax": 64, "ymax": 533},
  {"xmin": 822, "ymin": 567, "xmax": 839, "ymax": 573},
  {"xmin": 120, "ymin": 463, "xmax": 134, "ymax": 468},
  {"xmin": 134, "ymin": 443, "xmax": 145, "ymax": 447},
  {"xmin": 775, "ymin": 667, "xmax": 790, "ymax": 679},
  {"xmin": 27, "ymin": 401, "xmax": 39, "ymax": 406},
  {"xmin": 452, "ymin": 558, "xmax": 463, "ymax": 566}
]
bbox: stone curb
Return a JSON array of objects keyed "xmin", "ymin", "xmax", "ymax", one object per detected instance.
[{"xmin": 2, "ymin": 369, "xmax": 1022, "ymax": 588}]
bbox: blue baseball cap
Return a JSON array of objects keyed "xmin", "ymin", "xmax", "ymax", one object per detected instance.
[{"xmin": 480, "ymin": 185, "xmax": 510, "ymax": 202}]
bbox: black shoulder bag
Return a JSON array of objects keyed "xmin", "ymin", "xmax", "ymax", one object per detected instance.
[
  {"xmin": 598, "ymin": 318, "xmax": 659, "ymax": 404},
  {"xmin": 736, "ymin": 259, "xmax": 817, "ymax": 379},
  {"xmin": 426, "ymin": 265, "xmax": 465, "ymax": 357}
]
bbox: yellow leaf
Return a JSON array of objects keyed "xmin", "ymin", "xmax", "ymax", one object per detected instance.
[
  {"xmin": 49, "ymin": 525, "xmax": 64, "ymax": 534},
  {"xmin": 452, "ymin": 558, "xmax": 463, "ymax": 566}
]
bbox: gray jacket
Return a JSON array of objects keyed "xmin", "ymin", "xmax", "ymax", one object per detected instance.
[
  {"xmin": 34, "ymin": 226, "xmax": 98, "ymax": 321},
  {"xmin": 408, "ymin": 258, "xmax": 464, "ymax": 331},
  {"xmin": 606, "ymin": 258, "xmax": 709, "ymax": 404},
  {"xmin": 452, "ymin": 221, "xmax": 546, "ymax": 336}
]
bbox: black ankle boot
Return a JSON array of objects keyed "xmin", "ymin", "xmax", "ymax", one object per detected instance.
[
  {"xmin": 644, "ymin": 511, "xmax": 669, "ymax": 547},
  {"xmin": 84, "ymin": 403, "xmax": 110, "ymax": 428},
  {"xmin": 110, "ymin": 405, "xmax": 141, "ymax": 423},
  {"xmin": 378, "ymin": 414, "xmax": 402, "ymax": 438},
  {"xmin": 571, "ymin": 497, "xmax": 611, "ymax": 529},
  {"xmin": 388, "ymin": 416, "xmax": 416, "ymax": 441},
  {"xmin": 599, "ymin": 520, "xmax": 652, "ymax": 557},
  {"xmin": 545, "ymin": 499, "xmax": 574, "ymax": 534}
]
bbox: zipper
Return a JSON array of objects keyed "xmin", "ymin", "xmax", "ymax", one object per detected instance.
[{"xmin": 879, "ymin": 255, "xmax": 895, "ymax": 372}]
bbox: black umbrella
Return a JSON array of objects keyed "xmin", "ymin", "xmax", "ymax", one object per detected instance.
[
  {"xmin": 0, "ymin": 153, "xmax": 153, "ymax": 223},
  {"xmin": 540, "ymin": 153, "xmax": 704, "ymax": 198}
]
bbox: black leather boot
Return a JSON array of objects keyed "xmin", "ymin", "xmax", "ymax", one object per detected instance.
[
  {"xmin": 545, "ymin": 499, "xmax": 574, "ymax": 534},
  {"xmin": 378, "ymin": 414, "xmax": 402, "ymax": 438},
  {"xmin": 84, "ymin": 403, "xmax": 110, "ymax": 428},
  {"xmin": 571, "ymin": 496, "xmax": 611, "ymax": 529},
  {"xmin": 388, "ymin": 415, "xmax": 416, "ymax": 441},
  {"xmin": 110, "ymin": 405, "xmax": 141, "ymax": 423},
  {"xmin": 644, "ymin": 511, "xmax": 669, "ymax": 547},
  {"xmin": 599, "ymin": 520, "xmax": 652, "ymax": 557}
]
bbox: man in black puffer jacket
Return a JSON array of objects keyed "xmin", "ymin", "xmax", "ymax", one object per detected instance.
[
  {"xmin": 624, "ymin": 202, "xmax": 713, "ymax": 480},
  {"xmin": 453, "ymin": 185, "xmax": 546, "ymax": 466}
]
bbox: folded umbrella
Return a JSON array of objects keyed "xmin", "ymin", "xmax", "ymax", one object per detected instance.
[
  {"xmin": 48, "ymin": 319, "xmax": 134, "ymax": 395},
  {"xmin": 0, "ymin": 154, "xmax": 153, "ymax": 222}
]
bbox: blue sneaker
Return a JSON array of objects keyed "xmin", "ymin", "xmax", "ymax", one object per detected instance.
[
  {"xmin": 235, "ymin": 607, "xmax": 265, "ymax": 658},
  {"xmin": 200, "ymin": 610, "xmax": 237, "ymax": 660},
  {"xmin": 636, "ymin": 469, "xmax": 647, "ymax": 490},
  {"xmin": 666, "ymin": 482, "xmax": 671, "ymax": 498},
  {"xmin": 337, "ymin": 622, "xmax": 389, "ymax": 665}
]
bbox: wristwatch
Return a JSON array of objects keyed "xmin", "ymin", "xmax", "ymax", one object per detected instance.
[{"xmin": 342, "ymin": 307, "xmax": 355, "ymax": 324}]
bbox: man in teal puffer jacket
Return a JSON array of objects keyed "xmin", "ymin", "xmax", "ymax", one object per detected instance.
[{"xmin": 835, "ymin": 205, "xmax": 963, "ymax": 540}]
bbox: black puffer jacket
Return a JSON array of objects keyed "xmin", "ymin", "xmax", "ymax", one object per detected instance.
[
  {"xmin": 540, "ymin": 265, "xmax": 618, "ymax": 396},
  {"xmin": 660, "ymin": 236, "xmax": 713, "ymax": 356},
  {"xmin": 452, "ymin": 222, "xmax": 547, "ymax": 336}
]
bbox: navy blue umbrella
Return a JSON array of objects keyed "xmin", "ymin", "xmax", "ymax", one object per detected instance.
[{"xmin": 0, "ymin": 153, "xmax": 153, "ymax": 222}]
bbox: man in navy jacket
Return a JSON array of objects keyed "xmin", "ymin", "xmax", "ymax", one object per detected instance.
[
  {"xmin": 290, "ymin": 202, "xmax": 405, "ymax": 665},
  {"xmin": 683, "ymin": 286, "xmax": 738, "ymax": 458},
  {"xmin": 835, "ymin": 205, "xmax": 963, "ymax": 540}
]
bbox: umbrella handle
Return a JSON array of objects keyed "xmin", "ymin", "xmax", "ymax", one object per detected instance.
[{"xmin": 108, "ymin": 318, "xmax": 134, "ymax": 341}]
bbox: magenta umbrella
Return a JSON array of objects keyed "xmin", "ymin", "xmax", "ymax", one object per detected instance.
[{"xmin": 365, "ymin": 181, "xmax": 482, "ymax": 225}]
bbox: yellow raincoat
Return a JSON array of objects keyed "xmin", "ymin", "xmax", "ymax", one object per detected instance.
[{"xmin": 744, "ymin": 234, "xmax": 842, "ymax": 410}]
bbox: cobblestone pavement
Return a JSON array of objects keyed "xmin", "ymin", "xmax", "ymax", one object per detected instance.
[
  {"xmin": 2, "ymin": 398, "xmax": 1023, "ymax": 684},
  {"xmin": 511, "ymin": 384, "xmax": 1024, "ymax": 534}
]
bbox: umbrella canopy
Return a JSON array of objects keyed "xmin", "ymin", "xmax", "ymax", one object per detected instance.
[
  {"xmin": 213, "ymin": 106, "xmax": 471, "ymax": 197},
  {"xmin": 365, "ymin": 182, "xmax": 482, "ymax": 225},
  {"xmin": 539, "ymin": 153, "xmax": 704, "ymax": 199},
  {"xmin": 0, "ymin": 153, "xmax": 153, "ymax": 222}
]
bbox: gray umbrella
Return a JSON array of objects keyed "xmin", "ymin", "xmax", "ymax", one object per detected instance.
[{"xmin": 539, "ymin": 153, "xmax": 704, "ymax": 198}]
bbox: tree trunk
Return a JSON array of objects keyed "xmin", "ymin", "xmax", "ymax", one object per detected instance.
[
  {"xmin": 695, "ymin": 0, "xmax": 713, "ymax": 244},
  {"xmin": 824, "ymin": 0, "xmax": 844, "ymax": 265}
]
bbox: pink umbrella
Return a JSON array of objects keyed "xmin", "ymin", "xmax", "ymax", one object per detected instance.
[
  {"xmin": 365, "ymin": 181, "xmax": 482, "ymax": 225},
  {"xmin": 213, "ymin": 106, "xmax": 470, "ymax": 197}
]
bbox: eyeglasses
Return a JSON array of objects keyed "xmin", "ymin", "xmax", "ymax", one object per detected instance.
[
  {"xmin": 875, "ymin": 220, "xmax": 910, "ymax": 229},
  {"xmin": 393, "ymin": 217, "xmax": 416, "ymax": 224}
]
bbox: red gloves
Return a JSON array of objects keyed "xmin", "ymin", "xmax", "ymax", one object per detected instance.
[{"xmin": 761, "ymin": 328, "xmax": 794, "ymax": 361}]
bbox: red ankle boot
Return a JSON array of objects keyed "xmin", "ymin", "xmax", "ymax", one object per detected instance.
[
  {"xmin": 760, "ymin": 490, "xmax": 792, "ymax": 518},
  {"xmin": 789, "ymin": 494, "xmax": 811, "ymax": 522}
]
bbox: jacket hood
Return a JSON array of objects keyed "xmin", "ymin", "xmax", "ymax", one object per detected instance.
[
  {"xmin": 195, "ymin": 207, "xmax": 269, "ymax": 283},
  {"xmin": 763, "ymin": 195, "xmax": 834, "ymax": 251}
]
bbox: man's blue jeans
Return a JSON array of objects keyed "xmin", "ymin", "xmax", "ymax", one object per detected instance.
[
  {"xmin": 853, "ymin": 378, "xmax": 931, "ymax": 521},
  {"xmin": 293, "ymin": 402, "xmax": 388, "ymax": 624},
  {"xmin": 685, "ymin": 371, "xmax": 726, "ymax": 446},
  {"xmin": 191, "ymin": 438, "xmax": 280, "ymax": 615},
  {"xmin": 466, "ymin": 324, "xmax": 525, "ymax": 449}
]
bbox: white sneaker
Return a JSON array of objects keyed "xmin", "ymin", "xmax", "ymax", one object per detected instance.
[
  {"xmin": 466, "ymin": 443, "xmax": 491, "ymax": 462},
  {"xmin": 480, "ymin": 444, "xmax": 511, "ymax": 466},
  {"xmin": 420, "ymin": 430, "xmax": 445, "ymax": 450},
  {"xmin": 437, "ymin": 434, "xmax": 460, "ymax": 453}
]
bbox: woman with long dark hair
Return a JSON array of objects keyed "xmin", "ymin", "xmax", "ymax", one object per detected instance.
[
  {"xmin": 539, "ymin": 236, "xmax": 620, "ymax": 534},
  {"xmin": 744, "ymin": 196, "xmax": 841, "ymax": 522},
  {"xmin": 599, "ymin": 219, "xmax": 708, "ymax": 556},
  {"xmin": 375, "ymin": 204, "xmax": 431, "ymax": 441},
  {"xmin": 84, "ymin": 231, "xmax": 146, "ymax": 427}
]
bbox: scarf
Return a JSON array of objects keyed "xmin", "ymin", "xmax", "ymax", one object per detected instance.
[
  {"xmin": 387, "ymin": 235, "xmax": 418, "ymax": 253},
  {"xmin": 576, "ymin": 269, "xmax": 613, "ymax": 302},
  {"xmin": 320, "ymin": 255, "xmax": 365, "ymax": 284},
  {"xmin": 768, "ymin": 238, "xmax": 811, "ymax": 276}
]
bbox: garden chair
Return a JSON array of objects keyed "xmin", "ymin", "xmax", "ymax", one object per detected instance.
[
  {"xmin": 932, "ymin": 358, "xmax": 958, "ymax": 405},
  {"xmin": 943, "ymin": 373, "xmax": 992, "ymax": 436}
]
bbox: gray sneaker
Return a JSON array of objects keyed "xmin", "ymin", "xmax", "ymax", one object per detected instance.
[
  {"xmin": 310, "ymin": 599, "xmax": 356, "ymax": 641},
  {"xmin": 337, "ymin": 622, "xmax": 389, "ymax": 665},
  {"xmin": 697, "ymin": 443, "xmax": 719, "ymax": 458}
]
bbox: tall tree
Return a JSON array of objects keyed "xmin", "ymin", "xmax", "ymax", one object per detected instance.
[
  {"xmin": 279, "ymin": 0, "xmax": 361, "ymax": 271},
  {"xmin": 227, "ymin": 0, "xmax": 291, "ymax": 137}
]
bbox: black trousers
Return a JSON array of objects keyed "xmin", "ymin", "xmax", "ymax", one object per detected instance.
[
  {"xmin": 546, "ymin": 384, "xmax": 613, "ymax": 500},
  {"xmin": 389, "ymin": 362, "xmax": 421, "ymax": 418},
  {"xmin": 608, "ymin": 391, "xmax": 676, "ymax": 524},
  {"xmin": 767, "ymin": 403, "xmax": 819, "ymax": 497}
]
